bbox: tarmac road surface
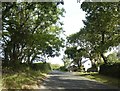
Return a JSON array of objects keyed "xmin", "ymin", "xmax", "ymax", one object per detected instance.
[{"xmin": 40, "ymin": 70, "xmax": 119, "ymax": 91}]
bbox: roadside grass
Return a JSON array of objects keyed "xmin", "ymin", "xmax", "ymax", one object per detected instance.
[
  {"xmin": 50, "ymin": 64, "xmax": 61, "ymax": 70},
  {"xmin": 77, "ymin": 72, "xmax": 120, "ymax": 88},
  {"xmin": 2, "ymin": 63, "xmax": 51, "ymax": 89},
  {"xmin": 2, "ymin": 69, "xmax": 47, "ymax": 89},
  {"xmin": 0, "ymin": 76, "xmax": 2, "ymax": 91}
]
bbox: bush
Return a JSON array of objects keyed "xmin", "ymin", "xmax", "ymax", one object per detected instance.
[
  {"xmin": 99, "ymin": 63, "xmax": 120, "ymax": 78},
  {"xmin": 50, "ymin": 64, "xmax": 60, "ymax": 70},
  {"xmin": 31, "ymin": 63, "xmax": 51, "ymax": 73},
  {"xmin": 59, "ymin": 66, "xmax": 68, "ymax": 71}
]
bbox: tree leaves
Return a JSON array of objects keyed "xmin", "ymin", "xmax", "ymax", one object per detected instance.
[
  {"xmin": 81, "ymin": 2, "xmax": 120, "ymax": 61},
  {"xmin": 66, "ymin": 2, "xmax": 120, "ymax": 64},
  {"xmin": 2, "ymin": 2, "xmax": 65, "ymax": 65}
]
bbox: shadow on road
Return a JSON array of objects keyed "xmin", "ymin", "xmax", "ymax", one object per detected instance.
[{"xmin": 40, "ymin": 70, "xmax": 120, "ymax": 91}]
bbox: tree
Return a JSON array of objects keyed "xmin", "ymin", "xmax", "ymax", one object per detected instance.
[
  {"xmin": 2, "ymin": 2, "xmax": 65, "ymax": 67},
  {"xmin": 107, "ymin": 52, "xmax": 120, "ymax": 63},
  {"xmin": 65, "ymin": 2, "xmax": 120, "ymax": 65},
  {"xmin": 65, "ymin": 46, "xmax": 88, "ymax": 69},
  {"xmin": 64, "ymin": 47, "xmax": 77, "ymax": 59},
  {"xmin": 62, "ymin": 55, "xmax": 70, "ymax": 67},
  {"xmin": 66, "ymin": 30, "xmax": 95, "ymax": 67},
  {"xmin": 80, "ymin": 2, "xmax": 120, "ymax": 64}
]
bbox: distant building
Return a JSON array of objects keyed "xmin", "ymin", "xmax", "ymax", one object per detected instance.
[
  {"xmin": 81, "ymin": 57, "xmax": 92, "ymax": 71},
  {"xmin": 67, "ymin": 57, "xmax": 92, "ymax": 72}
]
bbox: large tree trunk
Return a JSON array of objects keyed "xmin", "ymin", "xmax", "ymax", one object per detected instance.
[
  {"xmin": 3, "ymin": 48, "xmax": 9, "ymax": 66},
  {"xmin": 77, "ymin": 61, "xmax": 80, "ymax": 69},
  {"xmin": 101, "ymin": 53, "xmax": 107, "ymax": 64},
  {"xmin": 100, "ymin": 32, "xmax": 108, "ymax": 64},
  {"xmin": 77, "ymin": 58, "xmax": 82, "ymax": 70}
]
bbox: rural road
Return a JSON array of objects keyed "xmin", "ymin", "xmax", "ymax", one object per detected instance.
[{"xmin": 40, "ymin": 70, "xmax": 119, "ymax": 91}]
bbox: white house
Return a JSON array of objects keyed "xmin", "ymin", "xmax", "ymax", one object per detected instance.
[
  {"xmin": 81, "ymin": 57, "xmax": 92, "ymax": 71},
  {"xmin": 67, "ymin": 57, "xmax": 92, "ymax": 72}
]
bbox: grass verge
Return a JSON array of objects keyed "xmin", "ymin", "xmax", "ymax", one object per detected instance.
[
  {"xmin": 77, "ymin": 72, "xmax": 120, "ymax": 88},
  {"xmin": 2, "ymin": 69, "xmax": 47, "ymax": 89}
]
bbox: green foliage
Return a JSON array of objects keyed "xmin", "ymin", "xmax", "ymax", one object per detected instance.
[
  {"xmin": 2, "ymin": 70, "xmax": 46, "ymax": 89},
  {"xmin": 65, "ymin": 46, "xmax": 89, "ymax": 69},
  {"xmin": 80, "ymin": 2, "xmax": 120, "ymax": 63},
  {"xmin": 78, "ymin": 72, "xmax": 120, "ymax": 87},
  {"xmin": 2, "ymin": 63, "xmax": 50, "ymax": 89},
  {"xmin": 62, "ymin": 55, "xmax": 71, "ymax": 67},
  {"xmin": 2, "ymin": 2, "xmax": 65, "ymax": 67},
  {"xmin": 65, "ymin": 47, "xmax": 77, "ymax": 59},
  {"xmin": 66, "ymin": 2, "xmax": 120, "ymax": 65},
  {"xmin": 99, "ymin": 63, "xmax": 120, "ymax": 78},
  {"xmin": 2, "ymin": 2, "xmax": 65, "ymax": 89},
  {"xmin": 107, "ymin": 52, "xmax": 120, "ymax": 63},
  {"xmin": 50, "ymin": 64, "xmax": 60, "ymax": 70},
  {"xmin": 59, "ymin": 66, "xmax": 68, "ymax": 72},
  {"xmin": 31, "ymin": 63, "xmax": 51, "ymax": 73}
]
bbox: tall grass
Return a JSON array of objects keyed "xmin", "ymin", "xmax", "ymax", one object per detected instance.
[
  {"xmin": 2, "ymin": 69, "xmax": 46, "ymax": 89},
  {"xmin": 78, "ymin": 72, "xmax": 120, "ymax": 88},
  {"xmin": 2, "ymin": 63, "xmax": 51, "ymax": 89}
]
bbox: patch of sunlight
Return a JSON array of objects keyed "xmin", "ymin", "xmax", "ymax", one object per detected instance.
[
  {"xmin": 42, "ymin": 73, "xmax": 47, "ymax": 77},
  {"xmin": 80, "ymin": 72, "xmax": 120, "ymax": 87},
  {"xmin": 40, "ymin": 85, "xmax": 46, "ymax": 89},
  {"xmin": 57, "ymin": 87, "xmax": 65, "ymax": 89},
  {"xmin": 2, "ymin": 70, "xmax": 47, "ymax": 89},
  {"xmin": 0, "ymin": 77, "xmax": 2, "ymax": 91},
  {"xmin": 5, "ymin": 74, "xmax": 18, "ymax": 79}
]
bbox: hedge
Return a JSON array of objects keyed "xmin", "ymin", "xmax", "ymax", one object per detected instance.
[
  {"xmin": 99, "ymin": 63, "xmax": 120, "ymax": 78},
  {"xmin": 31, "ymin": 63, "xmax": 51, "ymax": 73},
  {"xmin": 59, "ymin": 66, "xmax": 68, "ymax": 72}
]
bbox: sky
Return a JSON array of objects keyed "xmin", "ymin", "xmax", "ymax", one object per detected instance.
[{"xmin": 47, "ymin": 0, "xmax": 86, "ymax": 65}]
